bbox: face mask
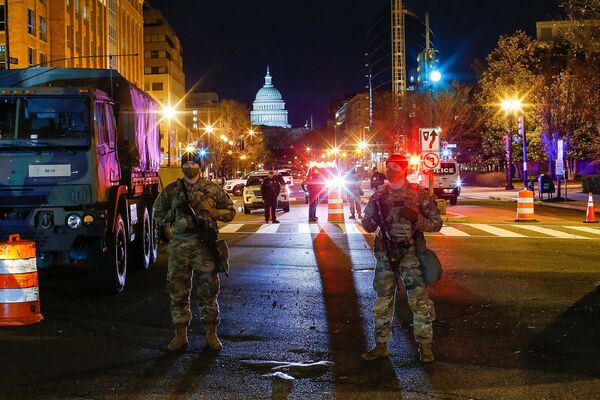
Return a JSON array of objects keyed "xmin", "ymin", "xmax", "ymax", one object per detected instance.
[
  {"xmin": 386, "ymin": 165, "xmax": 407, "ymax": 183},
  {"xmin": 182, "ymin": 165, "xmax": 200, "ymax": 179}
]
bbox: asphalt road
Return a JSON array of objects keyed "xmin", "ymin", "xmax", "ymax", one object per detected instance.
[{"xmin": 1, "ymin": 195, "xmax": 599, "ymax": 399}]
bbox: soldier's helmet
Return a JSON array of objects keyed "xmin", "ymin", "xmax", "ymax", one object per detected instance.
[{"xmin": 386, "ymin": 154, "xmax": 409, "ymax": 169}]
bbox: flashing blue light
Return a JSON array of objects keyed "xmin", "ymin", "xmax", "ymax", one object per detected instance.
[
  {"xmin": 442, "ymin": 149, "xmax": 451, "ymax": 158},
  {"xmin": 199, "ymin": 148, "xmax": 207, "ymax": 157},
  {"xmin": 430, "ymin": 70, "xmax": 442, "ymax": 83}
]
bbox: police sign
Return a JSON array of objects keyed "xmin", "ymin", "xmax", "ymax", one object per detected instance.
[{"xmin": 431, "ymin": 164, "xmax": 456, "ymax": 175}]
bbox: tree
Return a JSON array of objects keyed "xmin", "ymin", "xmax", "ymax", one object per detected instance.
[{"xmin": 476, "ymin": 31, "xmax": 544, "ymax": 176}]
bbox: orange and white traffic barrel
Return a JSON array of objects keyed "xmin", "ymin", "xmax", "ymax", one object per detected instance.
[
  {"xmin": 515, "ymin": 189, "xmax": 537, "ymax": 222},
  {"xmin": 327, "ymin": 188, "xmax": 345, "ymax": 223},
  {"xmin": 0, "ymin": 234, "xmax": 43, "ymax": 326},
  {"xmin": 583, "ymin": 193, "xmax": 598, "ymax": 224}
]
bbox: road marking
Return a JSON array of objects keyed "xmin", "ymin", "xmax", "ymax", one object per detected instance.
[
  {"xmin": 440, "ymin": 226, "xmax": 471, "ymax": 237},
  {"xmin": 563, "ymin": 226, "xmax": 600, "ymax": 236},
  {"xmin": 511, "ymin": 225, "xmax": 588, "ymax": 239},
  {"xmin": 341, "ymin": 223, "xmax": 361, "ymax": 234},
  {"xmin": 465, "ymin": 224, "xmax": 526, "ymax": 238},
  {"xmin": 219, "ymin": 223, "xmax": 244, "ymax": 233},
  {"xmin": 256, "ymin": 224, "xmax": 280, "ymax": 234}
]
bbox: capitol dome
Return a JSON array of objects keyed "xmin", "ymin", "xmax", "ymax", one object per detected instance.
[{"xmin": 250, "ymin": 66, "xmax": 291, "ymax": 128}]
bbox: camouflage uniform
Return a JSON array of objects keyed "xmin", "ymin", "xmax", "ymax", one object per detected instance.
[
  {"xmin": 362, "ymin": 183, "xmax": 442, "ymax": 345},
  {"xmin": 153, "ymin": 178, "xmax": 235, "ymax": 326},
  {"xmin": 347, "ymin": 172, "xmax": 363, "ymax": 218}
]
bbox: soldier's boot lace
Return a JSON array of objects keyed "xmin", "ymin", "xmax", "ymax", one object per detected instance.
[
  {"xmin": 418, "ymin": 342, "xmax": 435, "ymax": 363},
  {"xmin": 205, "ymin": 323, "xmax": 223, "ymax": 351},
  {"xmin": 168, "ymin": 323, "xmax": 189, "ymax": 352},
  {"xmin": 361, "ymin": 342, "xmax": 390, "ymax": 361}
]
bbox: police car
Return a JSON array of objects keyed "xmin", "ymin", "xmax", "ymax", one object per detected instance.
[
  {"xmin": 243, "ymin": 172, "xmax": 290, "ymax": 214},
  {"xmin": 421, "ymin": 159, "xmax": 461, "ymax": 205}
]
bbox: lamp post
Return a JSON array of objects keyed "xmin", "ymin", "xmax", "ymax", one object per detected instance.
[
  {"xmin": 500, "ymin": 98, "xmax": 523, "ymax": 190},
  {"xmin": 162, "ymin": 105, "xmax": 177, "ymax": 167}
]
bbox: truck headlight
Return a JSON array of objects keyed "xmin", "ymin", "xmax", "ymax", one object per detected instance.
[{"xmin": 66, "ymin": 214, "xmax": 83, "ymax": 229}]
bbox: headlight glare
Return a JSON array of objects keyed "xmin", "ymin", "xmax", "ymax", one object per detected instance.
[{"xmin": 66, "ymin": 214, "xmax": 83, "ymax": 229}]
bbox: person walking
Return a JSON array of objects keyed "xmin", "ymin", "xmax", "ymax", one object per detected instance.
[
  {"xmin": 304, "ymin": 168, "xmax": 323, "ymax": 222},
  {"xmin": 347, "ymin": 167, "xmax": 364, "ymax": 219},
  {"xmin": 370, "ymin": 166, "xmax": 386, "ymax": 191},
  {"xmin": 153, "ymin": 150, "xmax": 236, "ymax": 352},
  {"xmin": 361, "ymin": 154, "xmax": 442, "ymax": 363},
  {"xmin": 261, "ymin": 171, "xmax": 281, "ymax": 223}
]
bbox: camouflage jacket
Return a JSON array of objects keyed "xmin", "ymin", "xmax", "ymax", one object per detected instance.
[
  {"xmin": 362, "ymin": 182, "xmax": 443, "ymax": 243},
  {"xmin": 153, "ymin": 178, "xmax": 236, "ymax": 240}
]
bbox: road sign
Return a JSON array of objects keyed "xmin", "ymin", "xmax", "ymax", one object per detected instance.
[
  {"xmin": 557, "ymin": 139, "xmax": 564, "ymax": 161},
  {"xmin": 9, "ymin": 57, "xmax": 18, "ymax": 65},
  {"xmin": 423, "ymin": 152, "xmax": 440, "ymax": 169},
  {"xmin": 555, "ymin": 159, "xmax": 565, "ymax": 176},
  {"xmin": 420, "ymin": 128, "xmax": 440, "ymax": 153}
]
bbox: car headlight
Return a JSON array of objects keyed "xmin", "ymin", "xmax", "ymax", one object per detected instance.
[
  {"xmin": 455, "ymin": 178, "xmax": 462, "ymax": 188},
  {"xmin": 66, "ymin": 214, "xmax": 83, "ymax": 229}
]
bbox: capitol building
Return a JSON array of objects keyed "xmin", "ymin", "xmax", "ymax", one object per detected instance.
[{"xmin": 250, "ymin": 66, "xmax": 291, "ymax": 128}]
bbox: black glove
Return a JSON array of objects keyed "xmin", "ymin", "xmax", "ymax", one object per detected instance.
[{"xmin": 398, "ymin": 207, "xmax": 418, "ymax": 223}]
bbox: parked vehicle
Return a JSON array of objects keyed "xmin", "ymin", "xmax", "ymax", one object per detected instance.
[
  {"xmin": 275, "ymin": 169, "xmax": 293, "ymax": 186},
  {"xmin": 300, "ymin": 164, "xmax": 340, "ymax": 204},
  {"xmin": 243, "ymin": 172, "xmax": 290, "ymax": 214},
  {"xmin": 421, "ymin": 159, "xmax": 461, "ymax": 205},
  {"xmin": 224, "ymin": 174, "xmax": 249, "ymax": 196},
  {"xmin": 0, "ymin": 68, "xmax": 161, "ymax": 293}
]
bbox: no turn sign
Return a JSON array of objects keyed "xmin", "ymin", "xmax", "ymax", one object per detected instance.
[{"xmin": 423, "ymin": 152, "xmax": 441, "ymax": 169}]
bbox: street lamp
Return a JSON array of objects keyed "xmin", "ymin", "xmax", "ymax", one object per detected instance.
[
  {"xmin": 162, "ymin": 105, "xmax": 177, "ymax": 167},
  {"xmin": 500, "ymin": 97, "xmax": 524, "ymax": 190}
]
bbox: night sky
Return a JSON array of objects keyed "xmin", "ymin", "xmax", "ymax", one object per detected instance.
[{"xmin": 149, "ymin": 0, "xmax": 562, "ymax": 128}]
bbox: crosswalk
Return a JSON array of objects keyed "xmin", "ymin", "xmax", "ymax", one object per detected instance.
[{"xmin": 217, "ymin": 222, "xmax": 600, "ymax": 240}]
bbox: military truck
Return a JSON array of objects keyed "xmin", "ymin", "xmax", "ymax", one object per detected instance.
[{"xmin": 0, "ymin": 68, "xmax": 161, "ymax": 293}]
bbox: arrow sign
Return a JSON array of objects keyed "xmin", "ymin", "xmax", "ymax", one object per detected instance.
[
  {"xmin": 420, "ymin": 128, "xmax": 440, "ymax": 153},
  {"xmin": 423, "ymin": 152, "xmax": 441, "ymax": 169}
]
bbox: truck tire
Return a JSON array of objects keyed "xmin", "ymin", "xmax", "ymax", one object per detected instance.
[
  {"xmin": 450, "ymin": 197, "xmax": 458, "ymax": 205},
  {"xmin": 150, "ymin": 207, "xmax": 160, "ymax": 264},
  {"xmin": 90, "ymin": 213, "xmax": 128, "ymax": 293},
  {"xmin": 233, "ymin": 185, "xmax": 244, "ymax": 196},
  {"xmin": 133, "ymin": 207, "xmax": 152, "ymax": 270}
]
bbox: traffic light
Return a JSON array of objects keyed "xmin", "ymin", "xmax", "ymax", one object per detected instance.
[{"xmin": 517, "ymin": 115, "xmax": 525, "ymax": 136}]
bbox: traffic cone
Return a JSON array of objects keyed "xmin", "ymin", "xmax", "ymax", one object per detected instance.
[
  {"xmin": 583, "ymin": 193, "xmax": 598, "ymax": 224},
  {"xmin": 0, "ymin": 234, "xmax": 43, "ymax": 326},
  {"xmin": 327, "ymin": 187, "xmax": 345, "ymax": 223},
  {"xmin": 515, "ymin": 189, "xmax": 537, "ymax": 222}
]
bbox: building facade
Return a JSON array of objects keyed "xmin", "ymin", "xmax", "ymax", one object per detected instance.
[
  {"xmin": 250, "ymin": 66, "xmax": 291, "ymax": 128},
  {"xmin": 334, "ymin": 93, "xmax": 370, "ymax": 135},
  {"xmin": 0, "ymin": 0, "xmax": 144, "ymax": 87}
]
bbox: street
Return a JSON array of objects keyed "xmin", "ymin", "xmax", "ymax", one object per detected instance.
[{"xmin": 2, "ymin": 191, "xmax": 600, "ymax": 400}]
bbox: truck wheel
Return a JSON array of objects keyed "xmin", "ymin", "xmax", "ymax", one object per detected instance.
[
  {"xmin": 233, "ymin": 185, "xmax": 244, "ymax": 196},
  {"xmin": 150, "ymin": 207, "xmax": 160, "ymax": 264},
  {"xmin": 450, "ymin": 197, "xmax": 458, "ymax": 205},
  {"xmin": 90, "ymin": 213, "xmax": 128, "ymax": 293},
  {"xmin": 133, "ymin": 207, "xmax": 151, "ymax": 270},
  {"xmin": 244, "ymin": 206, "xmax": 251, "ymax": 214},
  {"xmin": 283, "ymin": 203, "xmax": 290, "ymax": 212}
]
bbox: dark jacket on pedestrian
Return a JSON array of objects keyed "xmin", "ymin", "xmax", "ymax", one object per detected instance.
[
  {"xmin": 370, "ymin": 171, "xmax": 386, "ymax": 190},
  {"xmin": 261, "ymin": 176, "xmax": 281, "ymax": 198}
]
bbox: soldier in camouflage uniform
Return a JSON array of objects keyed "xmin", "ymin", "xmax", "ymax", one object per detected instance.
[
  {"xmin": 347, "ymin": 167, "xmax": 363, "ymax": 219},
  {"xmin": 361, "ymin": 154, "xmax": 443, "ymax": 363},
  {"xmin": 153, "ymin": 151, "xmax": 236, "ymax": 352}
]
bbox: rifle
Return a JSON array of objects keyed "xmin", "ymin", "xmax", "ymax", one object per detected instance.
[
  {"xmin": 178, "ymin": 179, "xmax": 229, "ymax": 276},
  {"xmin": 374, "ymin": 195, "xmax": 409, "ymax": 267}
]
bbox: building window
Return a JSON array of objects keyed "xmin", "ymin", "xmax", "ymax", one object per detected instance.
[
  {"xmin": 83, "ymin": 4, "xmax": 87, "ymax": 20},
  {"xmin": 66, "ymin": 0, "xmax": 71, "ymax": 10},
  {"xmin": 39, "ymin": 16, "xmax": 47, "ymax": 42},
  {"xmin": 75, "ymin": 0, "xmax": 80, "ymax": 14},
  {"xmin": 28, "ymin": 48, "xmax": 36, "ymax": 67},
  {"xmin": 27, "ymin": 9, "xmax": 36, "ymax": 36},
  {"xmin": 144, "ymin": 83, "xmax": 150, "ymax": 91},
  {"xmin": 76, "ymin": 31, "xmax": 81, "ymax": 53},
  {"xmin": 0, "ymin": 45, "xmax": 6, "ymax": 70},
  {"xmin": 152, "ymin": 82, "xmax": 164, "ymax": 91},
  {"xmin": 540, "ymin": 27, "xmax": 553, "ymax": 41},
  {"xmin": 67, "ymin": 26, "xmax": 73, "ymax": 49},
  {"xmin": 144, "ymin": 66, "xmax": 167, "ymax": 75},
  {"xmin": 39, "ymin": 52, "xmax": 47, "ymax": 67},
  {"xmin": 0, "ymin": 6, "xmax": 5, "ymax": 31}
]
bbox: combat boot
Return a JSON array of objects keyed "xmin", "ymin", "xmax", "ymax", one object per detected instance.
[
  {"xmin": 418, "ymin": 342, "xmax": 434, "ymax": 363},
  {"xmin": 168, "ymin": 323, "xmax": 189, "ymax": 352},
  {"xmin": 205, "ymin": 322, "xmax": 223, "ymax": 351},
  {"xmin": 361, "ymin": 342, "xmax": 390, "ymax": 361}
]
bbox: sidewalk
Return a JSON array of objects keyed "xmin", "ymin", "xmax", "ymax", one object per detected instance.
[{"xmin": 461, "ymin": 185, "xmax": 598, "ymax": 211}]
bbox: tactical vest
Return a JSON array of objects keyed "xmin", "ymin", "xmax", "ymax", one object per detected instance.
[{"xmin": 378, "ymin": 183, "xmax": 420, "ymax": 243}]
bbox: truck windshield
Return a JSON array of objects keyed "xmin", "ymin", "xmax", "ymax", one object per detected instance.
[{"xmin": 0, "ymin": 96, "xmax": 90, "ymax": 148}]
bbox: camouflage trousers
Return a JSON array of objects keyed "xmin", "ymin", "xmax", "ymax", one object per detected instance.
[
  {"xmin": 167, "ymin": 237, "xmax": 220, "ymax": 326},
  {"xmin": 372, "ymin": 247, "xmax": 435, "ymax": 344},
  {"xmin": 348, "ymin": 191, "xmax": 362, "ymax": 216}
]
